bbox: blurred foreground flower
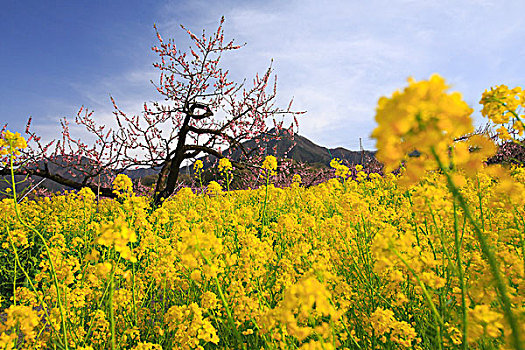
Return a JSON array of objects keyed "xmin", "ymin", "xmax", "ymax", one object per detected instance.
[
  {"xmin": 97, "ymin": 215, "xmax": 137, "ymax": 262},
  {"xmin": 372, "ymin": 74, "xmax": 478, "ymax": 185}
]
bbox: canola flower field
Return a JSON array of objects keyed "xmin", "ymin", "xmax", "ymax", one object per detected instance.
[{"xmin": 1, "ymin": 74, "xmax": 525, "ymax": 349}]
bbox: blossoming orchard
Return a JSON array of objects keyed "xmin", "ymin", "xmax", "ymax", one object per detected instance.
[
  {"xmin": 2, "ymin": 73, "xmax": 525, "ymax": 349},
  {"xmin": 0, "ymin": 17, "xmax": 302, "ymax": 207}
]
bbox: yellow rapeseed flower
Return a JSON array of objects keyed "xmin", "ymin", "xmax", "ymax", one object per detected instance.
[
  {"xmin": 262, "ymin": 155, "xmax": 277, "ymax": 171},
  {"xmin": 77, "ymin": 187, "xmax": 96, "ymax": 202},
  {"xmin": 218, "ymin": 157, "xmax": 232, "ymax": 172},
  {"xmin": 193, "ymin": 159, "xmax": 203, "ymax": 172},
  {"xmin": 291, "ymin": 174, "xmax": 302, "ymax": 188},
  {"xmin": 330, "ymin": 158, "xmax": 349, "ymax": 178},
  {"xmin": 0, "ymin": 130, "xmax": 27, "ymax": 158},
  {"xmin": 207, "ymin": 181, "xmax": 222, "ymax": 195},
  {"xmin": 4, "ymin": 305, "xmax": 40, "ymax": 342},
  {"xmin": 372, "ymin": 74, "xmax": 474, "ymax": 184},
  {"xmin": 132, "ymin": 343, "xmax": 162, "ymax": 350},
  {"xmin": 112, "ymin": 174, "xmax": 134, "ymax": 197},
  {"xmin": 97, "ymin": 215, "xmax": 137, "ymax": 262}
]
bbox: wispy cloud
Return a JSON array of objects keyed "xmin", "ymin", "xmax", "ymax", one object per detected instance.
[
  {"xmin": 5, "ymin": 0, "xmax": 525, "ymax": 151},
  {"xmin": 151, "ymin": 0, "xmax": 525, "ymax": 149}
]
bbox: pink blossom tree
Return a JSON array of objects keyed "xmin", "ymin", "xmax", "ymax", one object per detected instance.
[{"xmin": 1, "ymin": 17, "xmax": 302, "ymax": 206}]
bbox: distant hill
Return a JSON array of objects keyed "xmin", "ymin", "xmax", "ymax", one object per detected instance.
[
  {"xmin": 200, "ymin": 129, "xmax": 375, "ymax": 168},
  {"xmin": 0, "ymin": 130, "xmax": 376, "ymax": 196}
]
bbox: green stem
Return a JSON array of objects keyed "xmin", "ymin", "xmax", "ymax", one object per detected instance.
[
  {"xmin": 198, "ymin": 171, "xmax": 203, "ymax": 194},
  {"xmin": 6, "ymin": 228, "xmax": 62, "ymax": 341},
  {"xmin": 109, "ymin": 262, "xmax": 116, "ymax": 350},
  {"xmin": 453, "ymin": 200, "xmax": 468, "ymax": 350},
  {"xmin": 13, "ymin": 252, "xmax": 16, "ymax": 306},
  {"xmin": 392, "ymin": 248, "xmax": 444, "ymax": 328},
  {"xmin": 82, "ymin": 256, "xmax": 121, "ymax": 346},
  {"xmin": 198, "ymin": 249, "xmax": 241, "ymax": 345},
  {"xmin": 132, "ymin": 262, "xmax": 138, "ymax": 326},
  {"xmin": 213, "ymin": 274, "xmax": 239, "ymax": 338},
  {"xmin": 262, "ymin": 172, "xmax": 270, "ymax": 226}
]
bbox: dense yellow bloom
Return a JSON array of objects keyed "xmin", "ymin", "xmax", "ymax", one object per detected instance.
[
  {"xmin": 453, "ymin": 134, "xmax": 497, "ymax": 177},
  {"xmin": 480, "ymin": 85, "xmax": 524, "ymax": 124},
  {"xmin": 164, "ymin": 303, "xmax": 219, "ymax": 348},
  {"xmin": 90, "ymin": 309, "xmax": 110, "ymax": 345},
  {"xmin": 480, "ymin": 84, "xmax": 525, "ymax": 140},
  {"xmin": 200, "ymin": 291, "xmax": 219, "ymax": 310},
  {"xmin": 78, "ymin": 187, "xmax": 96, "ymax": 202},
  {"xmin": 3, "ymin": 305, "xmax": 39, "ymax": 341},
  {"xmin": 468, "ymin": 304, "xmax": 505, "ymax": 342},
  {"xmin": 261, "ymin": 276, "xmax": 340, "ymax": 344},
  {"xmin": 7, "ymin": 229, "xmax": 28, "ymax": 248},
  {"xmin": 369, "ymin": 307, "xmax": 418, "ymax": 348},
  {"xmin": 0, "ymin": 332, "xmax": 16, "ymax": 350},
  {"xmin": 177, "ymin": 186, "xmax": 195, "ymax": 198},
  {"xmin": 2, "ymin": 77, "xmax": 525, "ymax": 349},
  {"xmin": 330, "ymin": 158, "xmax": 349, "ymax": 179},
  {"xmin": 132, "ymin": 343, "xmax": 162, "ymax": 350},
  {"xmin": 0, "ymin": 166, "xmax": 523, "ymax": 349}
]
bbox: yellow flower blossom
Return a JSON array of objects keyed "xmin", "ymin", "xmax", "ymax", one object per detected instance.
[
  {"xmin": 330, "ymin": 158, "xmax": 349, "ymax": 179},
  {"xmin": 97, "ymin": 215, "xmax": 137, "ymax": 262},
  {"xmin": 164, "ymin": 303, "xmax": 219, "ymax": 348},
  {"xmin": 4, "ymin": 305, "xmax": 40, "ymax": 341},
  {"xmin": 372, "ymin": 74, "xmax": 474, "ymax": 183},
  {"xmin": 207, "ymin": 180, "xmax": 222, "ymax": 195},
  {"xmin": 218, "ymin": 157, "xmax": 232, "ymax": 172},
  {"xmin": 369, "ymin": 307, "xmax": 418, "ymax": 348},
  {"xmin": 78, "ymin": 187, "xmax": 96, "ymax": 202},
  {"xmin": 262, "ymin": 155, "xmax": 277, "ymax": 172},
  {"xmin": 132, "ymin": 343, "xmax": 162, "ymax": 350},
  {"xmin": 1, "ymin": 87, "xmax": 525, "ymax": 350},
  {"xmin": 193, "ymin": 159, "xmax": 203, "ymax": 172},
  {"xmin": 112, "ymin": 174, "xmax": 134, "ymax": 197},
  {"xmin": 0, "ymin": 130, "xmax": 27, "ymax": 157}
]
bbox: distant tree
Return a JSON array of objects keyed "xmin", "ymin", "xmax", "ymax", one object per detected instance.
[{"xmin": 1, "ymin": 17, "xmax": 302, "ymax": 206}]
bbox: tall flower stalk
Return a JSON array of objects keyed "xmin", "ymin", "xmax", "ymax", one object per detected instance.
[
  {"xmin": 261, "ymin": 155, "xmax": 277, "ymax": 226},
  {"xmin": 371, "ymin": 75, "xmax": 523, "ymax": 349},
  {"xmin": 1, "ymin": 131, "xmax": 70, "ymax": 349}
]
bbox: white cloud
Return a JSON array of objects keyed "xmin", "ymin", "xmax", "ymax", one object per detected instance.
[{"xmin": 34, "ymin": 0, "xmax": 525, "ymax": 153}]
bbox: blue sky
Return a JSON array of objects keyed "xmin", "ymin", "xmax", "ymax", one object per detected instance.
[{"xmin": 2, "ymin": 0, "xmax": 525, "ymax": 151}]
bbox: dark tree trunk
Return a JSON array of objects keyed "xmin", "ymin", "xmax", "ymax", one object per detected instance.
[
  {"xmin": 154, "ymin": 154, "xmax": 184, "ymax": 206},
  {"xmin": 152, "ymin": 114, "xmax": 192, "ymax": 206}
]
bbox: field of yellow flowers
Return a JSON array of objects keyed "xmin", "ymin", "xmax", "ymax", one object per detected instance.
[{"xmin": 1, "ymin": 75, "xmax": 525, "ymax": 349}]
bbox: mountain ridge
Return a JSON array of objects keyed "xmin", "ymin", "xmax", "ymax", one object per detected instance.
[{"xmin": 1, "ymin": 131, "xmax": 376, "ymax": 194}]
